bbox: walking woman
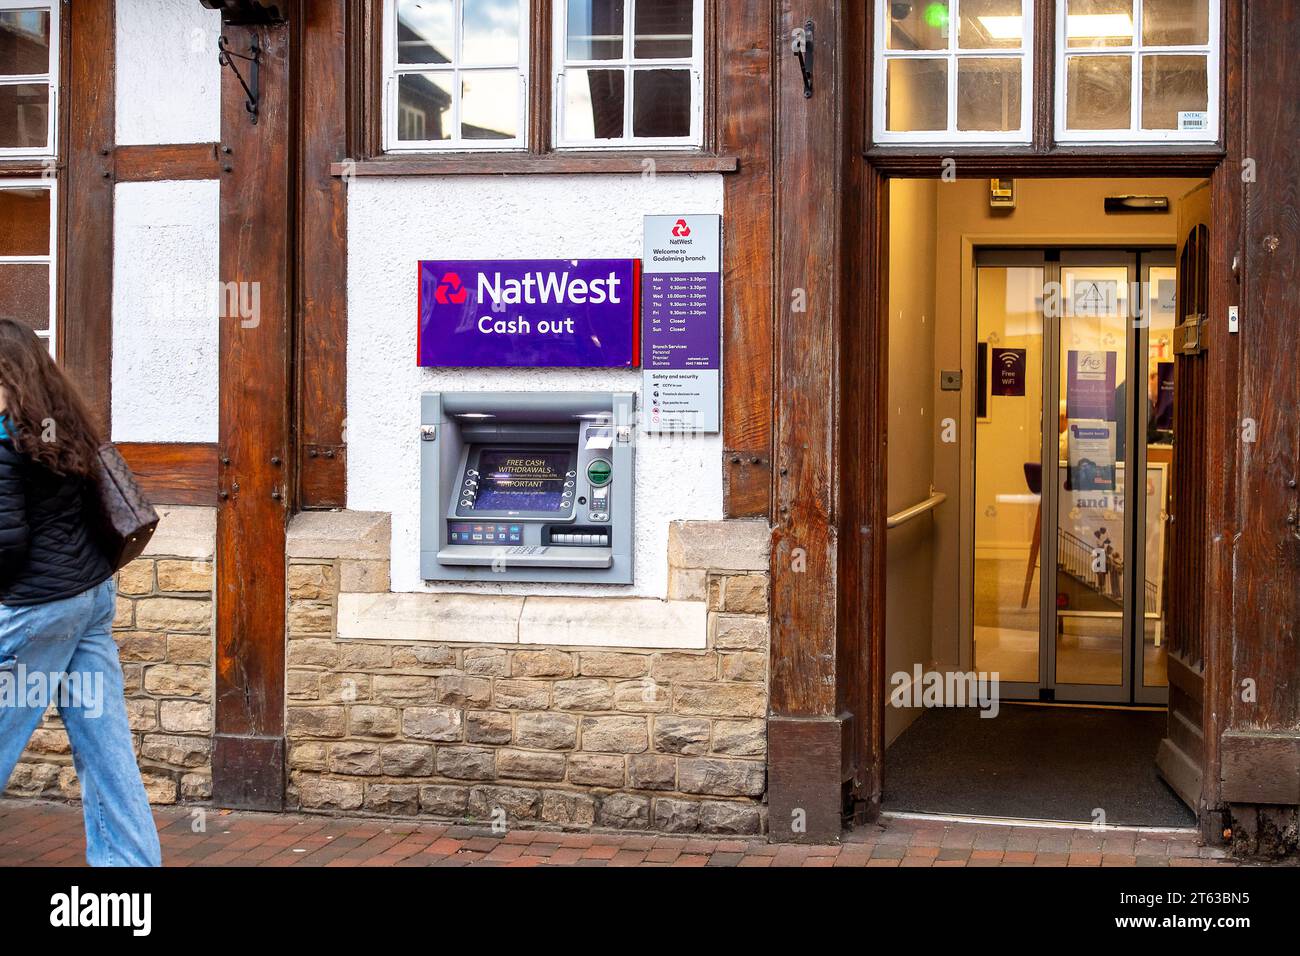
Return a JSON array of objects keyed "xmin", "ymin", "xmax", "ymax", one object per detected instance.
[{"xmin": 0, "ymin": 318, "xmax": 161, "ymax": 866}]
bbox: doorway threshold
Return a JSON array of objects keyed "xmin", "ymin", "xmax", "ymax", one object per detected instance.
[
  {"xmin": 882, "ymin": 705, "xmax": 1195, "ymax": 826},
  {"xmin": 881, "ymin": 809, "xmax": 1197, "ymax": 835}
]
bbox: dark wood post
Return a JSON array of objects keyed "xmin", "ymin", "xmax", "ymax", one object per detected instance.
[
  {"xmin": 1215, "ymin": 0, "xmax": 1300, "ymax": 852},
  {"xmin": 61, "ymin": 0, "xmax": 116, "ymax": 434},
  {"xmin": 767, "ymin": 0, "xmax": 873, "ymax": 843},
  {"xmin": 212, "ymin": 18, "xmax": 294, "ymax": 810}
]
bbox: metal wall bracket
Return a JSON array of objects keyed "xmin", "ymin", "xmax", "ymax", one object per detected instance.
[
  {"xmin": 1173, "ymin": 312, "xmax": 1208, "ymax": 354},
  {"xmin": 218, "ymin": 34, "xmax": 261, "ymax": 125},
  {"xmin": 792, "ymin": 20, "xmax": 814, "ymax": 98}
]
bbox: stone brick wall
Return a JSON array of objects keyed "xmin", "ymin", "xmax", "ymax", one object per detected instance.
[
  {"xmin": 285, "ymin": 513, "xmax": 773, "ymax": 835},
  {"xmin": 3, "ymin": 507, "xmax": 216, "ymax": 806}
]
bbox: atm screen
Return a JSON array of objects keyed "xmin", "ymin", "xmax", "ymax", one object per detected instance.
[{"xmin": 473, "ymin": 448, "xmax": 572, "ymax": 512}]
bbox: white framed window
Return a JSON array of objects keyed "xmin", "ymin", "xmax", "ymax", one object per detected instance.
[
  {"xmin": 0, "ymin": 0, "xmax": 59, "ymax": 157},
  {"xmin": 554, "ymin": 0, "xmax": 704, "ymax": 149},
  {"xmin": 1056, "ymin": 0, "xmax": 1219, "ymax": 143},
  {"xmin": 0, "ymin": 179, "xmax": 57, "ymax": 356},
  {"xmin": 874, "ymin": 0, "xmax": 1034, "ymax": 145},
  {"xmin": 383, "ymin": 0, "xmax": 530, "ymax": 152}
]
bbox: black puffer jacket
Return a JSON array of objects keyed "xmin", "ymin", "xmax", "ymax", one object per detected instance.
[{"xmin": 0, "ymin": 436, "xmax": 113, "ymax": 606}]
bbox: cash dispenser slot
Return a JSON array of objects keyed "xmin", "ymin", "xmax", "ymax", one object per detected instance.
[{"xmin": 420, "ymin": 391, "xmax": 635, "ymax": 584}]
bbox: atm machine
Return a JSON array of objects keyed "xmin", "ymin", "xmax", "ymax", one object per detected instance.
[{"xmin": 420, "ymin": 391, "xmax": 635, "ymax": 583}]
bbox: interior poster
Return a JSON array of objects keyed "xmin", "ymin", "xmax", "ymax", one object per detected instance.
[
  {"xmin": 991, "ymin": 348, "xmax": 1026, "ymax": 396},
  {"xmin": 1067, "ymin": 420, "xmax": 1116, "ymax": 492},
  {"xmin": 1057, "ymin": 462, "xmax": 1169, "ymax": 608},
  {"xmin": 1066, "ymin": 350, "xmax": 1117, "ymax": 419},
  {"xmin": 1152, "ymin": 362, "xmax": 1176, "ymax": 432}
]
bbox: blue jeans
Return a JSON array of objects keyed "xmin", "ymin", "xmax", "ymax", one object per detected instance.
[{"xmin": 0, "ymin": 578, "xmax": 161, "ymax": 866}]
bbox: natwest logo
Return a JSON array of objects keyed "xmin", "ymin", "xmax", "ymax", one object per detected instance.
[
  {"xmin": 477, "ymin": 269, "xmax": 623, "ymax": 307},
  {"xmin": 671, "ymin": 218, "xmax": 691, "ymax": 237},
  {"xmin": 434, "ymin": 272, "xmax": 469, "ymax": 305}
]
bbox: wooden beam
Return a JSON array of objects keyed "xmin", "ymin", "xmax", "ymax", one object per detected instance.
[
  {"xmin": 117, "ymin": 442, "xmax": 219, "ymax": 507},
  {"xmin": 767, "ymin": 0, "xmax": 858, "ymax": 843},
  {"xmin": 842, "ymin": 0, "xmax": 883, "ymax": 817},
  {"xmin": 862, "ymin": 148, "xmax": 1223, "ymax": 178},
  {"xmin": 1212, "ymin": 0, "xmax": 1300, "ymax": 849},
  {"xmin": 1200, "ymin": 0, "xmax": 1246, "ymax": 827},
  {"xmin": 719, "ymin": 0, "xmax": 775, "ymax": 517},
  {"xmin": 60, "ymin": 0, "xmax": 115, "ymax": 436},
  {"xmin": 213, "ymin": 20, "xmax": 293, "ymax": 811},
  {"xmin": 327, "ymin": 153, "xmax": 740, "ymax": 177},
  {"xmin": 296, "ymin": 0, "xmax": 348, "ymax": 509},
  {"xmin": 113, "ymin": 143, "xmax": 222, "ymax": 182},
  {"xmin": 1231, "ymin": 0, "xmax": 1300, "ymax": 737}
]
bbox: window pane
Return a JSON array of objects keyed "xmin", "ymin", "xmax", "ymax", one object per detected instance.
[
  {"xmin": 396, "ymin": 0, "xmax": 453, "ymax": 64},
  {"xmin": 461, "ymin": 70, "xmax": 519, "ymax": 139},
  {"xmin": 887, "ymin": 0, "xmax": 950, "ymax": 51},
  {"xmin": 0, "ymin": 82, "xmax": 46, "ymax": 148},
  {"xmin": 567, "ymin": 0, "xmax": 625, "ymax": 60},
  {"xmin": 957, "ymin": 57, "xmax": 1021, "ymax": 130},
  {"xmin": 634, "ymin": 0, "xmax": 693, "ymax": 59},
  {"xmin": 0, "ymin": 8, "xmax": 51, "ymax": 75},
  {"xmin": 959, "ymin": 0, "xmax": 1025, "ymax": 50},
  {"xmin": 0, "ymin": 263, "xmax": 50, "ymax": 333},
  {"xmin": 1141, "ymin": 53, "xmax": 1207, "ymax": 129},
  {"xmin": 1142, "ymin": 0, "xmax": 1209, "ymax": 46},
  {"xmin": 396, "ymin": 72, "xmax": 453, "ymax": 141},
  {"xmin": 462, "ymin": 0, "xmax": 520, "ymax": 66},
  {"xmin": 1065, "ymin": 0, "xmax": 1135, "ymax": 49},
  {"xmin": 0, "ymin": 187, "xmax": 49, "ymax": 255},
  {"xmin": 1066, "ymin": 54, "xmax": 1131, "ymax": 129},
  {"xmin": 632, "ymin": 68, "xmax": 690, "ymax": 137},
  {"xmin": 886, "ymin": 57, "xmax": 947, "ymax": 131},
  {"xmin": 564, "ymin": 68, "xmax": 625, "ymax": 139}
]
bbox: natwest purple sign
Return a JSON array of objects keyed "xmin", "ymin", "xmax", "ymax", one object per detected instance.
[{"xmin": 418, "ymin": 259, "xmax": 640, "ymax": 368}]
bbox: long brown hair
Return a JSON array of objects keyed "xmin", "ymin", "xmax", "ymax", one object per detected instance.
[{"xmin": 0, "ymin": 319, "xmax": 102, "ymax": 478}]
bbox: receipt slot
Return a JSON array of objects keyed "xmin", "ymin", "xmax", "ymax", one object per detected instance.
[{"xmin": 421, "ymin": 392, "xmax": 635, "ymax": 583}]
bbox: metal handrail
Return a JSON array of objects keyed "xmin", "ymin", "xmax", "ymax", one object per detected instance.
[{"xmin": 886, "ymin": 489, "xmax": 947, "ymax": 529}]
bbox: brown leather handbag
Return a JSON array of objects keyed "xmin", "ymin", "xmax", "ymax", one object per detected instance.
[{"xmin": 87, "ymin": 443, "xmax": 160, "ymax": 571}]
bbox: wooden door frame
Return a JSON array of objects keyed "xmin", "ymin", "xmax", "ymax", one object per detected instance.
[{"xmin": 768, "ymin": 0, "xmax": 1248, "ymax": 844}]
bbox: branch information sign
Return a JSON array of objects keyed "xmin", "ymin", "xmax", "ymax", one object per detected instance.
[
  {"xmin": 641, "ymin": 214, "xmax": 722, "ymax": 433},
  {"xmin": 417, "ymin": 259, "xmax": 640, "ymax": 368}
]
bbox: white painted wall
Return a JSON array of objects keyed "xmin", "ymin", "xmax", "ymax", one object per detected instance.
[
  {"xmin": 115, "ymin": 0, "xmax": 221, "ymax": 146},
  {"xmin": 347, "ymin": 174, "xmax": 726, "ymax": 599},
  {"xmin": 111, "ymin": 180, "xmax": 220, "ymax": 443}
]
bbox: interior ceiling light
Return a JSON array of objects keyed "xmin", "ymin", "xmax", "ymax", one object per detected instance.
[
  {"xmin": 1104, "ymin": 195, "xmax": 1170, "ymax": 213},
  {"xmin": 977, "ymin": 15, "xmax": 1024, "ymax": 39},
  {"xmin": 1067, "ymin": 13, "xmax": 1135, "ymax": 39}
]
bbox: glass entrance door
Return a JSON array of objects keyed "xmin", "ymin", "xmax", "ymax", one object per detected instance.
[{"xmin": 972, "ymin": 248, "xmax": 1172, "ymax": 705}]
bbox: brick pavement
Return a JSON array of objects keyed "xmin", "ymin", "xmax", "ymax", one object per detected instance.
[{"xmin": 0, "ymin": 798, "xmax": 1244, "ymax": 867}]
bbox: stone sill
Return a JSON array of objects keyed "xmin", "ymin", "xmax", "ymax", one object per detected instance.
[
  {"xmin": 336, "ymin": 592, "xmax": 708, "ymax": 650},
  {"xmin": 143, "ymin": 506, "xmax": 217, "ymax": 560}
]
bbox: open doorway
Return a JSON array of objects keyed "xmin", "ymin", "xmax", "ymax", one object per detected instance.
[{"xmin": 881, "ymin": 176, "xmax": 1204, "ymax": 826}]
